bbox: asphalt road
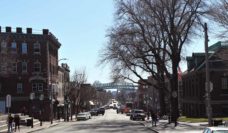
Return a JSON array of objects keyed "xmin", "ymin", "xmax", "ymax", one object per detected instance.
[{"xmin": 33, "ymin": 109, "xmax": 155, "ymax": 133}]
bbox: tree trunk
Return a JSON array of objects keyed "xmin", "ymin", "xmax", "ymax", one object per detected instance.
[
  {"xmin": 170, "ymin": 59, "xmax": 179, "ymax": 126},
  {"xmin": 158, "ymin": 82, "xmax": 166, "ymax": 116}
]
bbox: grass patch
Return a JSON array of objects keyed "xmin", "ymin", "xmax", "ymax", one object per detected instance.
[{"xmin": 178, "ymin": 116, "xmax": 228, "ymax": 123}]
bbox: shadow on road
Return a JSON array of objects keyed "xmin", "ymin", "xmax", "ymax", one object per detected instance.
[{"xmin": 66, "ymin": 120, "xmax": 149, "ymax": 133}]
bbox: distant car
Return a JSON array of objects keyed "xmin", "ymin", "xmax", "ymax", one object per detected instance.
[
  {"xmin": 90, "ymin": 109, "xmax": 98, "ymax": 116},
  {"xmin": 203, "ymin": 127, "xmax": 228, "ymax": 133},
  {"xmin": 130, "ymin": 109, "xmax": 146, "ymax": 121},
  {"xmin": 97, "ymin": 108, "xmax": 105, "ymax": 115},
  {"xmin": 77, "ymin": 112, "xmax": 91, "ymax": 120},
  {"xmin": 119, "ymin": 105, "xmax": 125, "ymax": 114},
  {"xmin": 113, "ymin": 104, "xmax": 117, "ymax": 110},
  {"xmin": 126, "ymin": 109, "xmax": 132, "ymax": 116}
]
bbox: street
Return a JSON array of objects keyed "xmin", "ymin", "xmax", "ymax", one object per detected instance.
[{"xmin": 33, "ymin": 109, "xmax": 155, "ymax": 133}]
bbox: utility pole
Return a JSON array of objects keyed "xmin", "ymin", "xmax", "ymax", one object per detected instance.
[{"xmin": 204, "ymin": 23, "xmax": 213, "ymax": 126}]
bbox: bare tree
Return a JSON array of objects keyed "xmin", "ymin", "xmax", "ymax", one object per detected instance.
[
  {"xmin": 79, "ymin": 84, "xmax": 97, "ymax": 111},
  {"xmin": 208, "ymin": 0, "xmax": 228, "ymax": 37},
  {"xmin": 116, "ymin": 90, "xmax": 128, "ymax": 104},
  {"xmin": 100, "ymin": 0, "xmax": 207, "ymax": 125},
  {"xmin": 96, "ymin": 90, "xmax": 112, "ymax": 106},
  {"xmin": 68, "ymin": 69, "xmax": 87, "ymax": 117}
]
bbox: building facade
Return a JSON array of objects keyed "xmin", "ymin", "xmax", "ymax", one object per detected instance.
[
  {"xmin": 182, "ymin": 41, "xmax": 228, "ymax": 117},
  {"xmin": 57, "ymin": 63, "xmax": 70, "ymax": 120},
  {"xmin": 0, "ymin": 27, "xmax": 61, "ymax": 120}
]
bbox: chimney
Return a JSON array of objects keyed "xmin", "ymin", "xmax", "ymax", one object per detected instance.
[
  {"xmin": 26, "ymin": 28, "xmax": 32, "ymax": 34},
  {"xmin": 16, "ymin": 27, "xmax": 22, "ymax": 33},
  {"xmin": 43, "ymin": 29, "xmax": 49, "ymax": 35},
  {"xmin": 6, "ymin": 27, "xmax": 11, "ymax": 33}
]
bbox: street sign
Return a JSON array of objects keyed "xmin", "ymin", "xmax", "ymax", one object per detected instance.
[
  {"xmin": 210, "ymin": 82, "xmax": 213, "ymax": 92},
  {"xmin": 205, "ymin": 82, "xmax": 213, "ymax": 92},
  {"xmin": 172, "ymin": 91, "xmax": 178, "ymax": 98},
  {"xmin": 6, "ymin": 94, "xmax": 11, "ymax": 108}
]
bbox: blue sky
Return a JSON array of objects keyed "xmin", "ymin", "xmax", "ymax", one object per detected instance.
[
  {"xmin": 0, "ymin": 0, "xmax": 223, "ymax": 83},
  {"xmin": 0, "ymin": 0, "xmax": 115, "ymax": 84}
]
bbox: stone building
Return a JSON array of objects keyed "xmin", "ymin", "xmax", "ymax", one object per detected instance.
[{"xmin": 0, "ymin": 26, "xmax": 61, "ymax": 120}]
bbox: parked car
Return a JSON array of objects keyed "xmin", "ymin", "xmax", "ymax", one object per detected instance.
[
  {"xmin": 130, "ymin": 109, "xmax": 146, "ymax": 121},
  {"xmin": 76, "ymin": 112, "xmax": 91, "ymax": 120},
  {"xmin": 203, "ymin": 127, "xmax": 228, "ymax": 133},
  {"xmin": 90, "ymin": 109, "xmax": 98, "ymax": 116},
  {"xmin": 97, "ymin": 108, "xmax": 105, "ymax": 115}
]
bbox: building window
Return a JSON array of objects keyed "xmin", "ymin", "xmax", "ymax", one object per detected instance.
[
  {"xmin": 33, "ymin": 62, "xmax": 41, "ymax": 72},
  {"xmin": 0, "ymin": 63, "xmax": 7, "ymax": 72},
  {"xmin": 17, "ymin": 83, "xmax": 23, "ymax": 93},
  {"xmin": 22, "ymin": 62, "xmax": 27, "ymax": 72},
  {"xmin": 222, "ymin": 77, "xmax": 228, "ymax": 89},
  {"xmin": 33, "ymin": 42, "xmax": 40, "ymax": 54},
  {"xmin": 37, "ymin": 83, "xmax": 43, "ymax": 91},
  {"xmin": 32, "ymin": 83, "xmax": 43, "ymax": 92},
  {"xmin": 12, "ymin": 62, "xmax": 17, "ymax": 72},
  {"xmin": 22, "ymin": 42, "xmax": 27, "ymax": 54},
  {"xmin": 1, "ymin": 41, "xmax": 7, "ymax": 54},
  {"xmin": 11, "ymin": 42, "xmax": 17, "ymax": 54},
  {"xmin": 32, "ymin": 83, "xmax": 36, "ymax": 91}
]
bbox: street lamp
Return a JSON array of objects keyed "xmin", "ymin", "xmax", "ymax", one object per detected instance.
[
  {"xmin": 39, "ymin": 94, "xmax": 44, "ymax": 126},
  {"xmin": 58, "ymin": 58, "xmax": 68, "ymax": 64},
  {"xmin": 29, "ymin": 92, "xmax": 35, "ymax": 128}
]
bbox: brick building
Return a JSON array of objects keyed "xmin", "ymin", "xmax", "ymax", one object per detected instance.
[
  {"xmin": 57, "ymin": 63, "xmax": 70, "ymax": 120},
  {"xmin": 182, "ymin": 41, "xmax": 228, "ymax": 117},
  {"xmin": 0, "ymin": 27, "xmax": 61, "ymax": 120}
]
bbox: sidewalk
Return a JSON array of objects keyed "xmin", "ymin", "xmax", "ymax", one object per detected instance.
[
  {"xmin": 141, "ymin": 119, "xmax": 207, "ymax": 133},
  {"xmin": 21, "ymin": 121, "xmax": 59, "ymax": 133},
  {"xmin": 0, "ymin": 121, "xmax": 59, "ymax": 133},
  {"xmin": 0, "ymin": 117, "xmax": 77, "ymax": 133}
]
